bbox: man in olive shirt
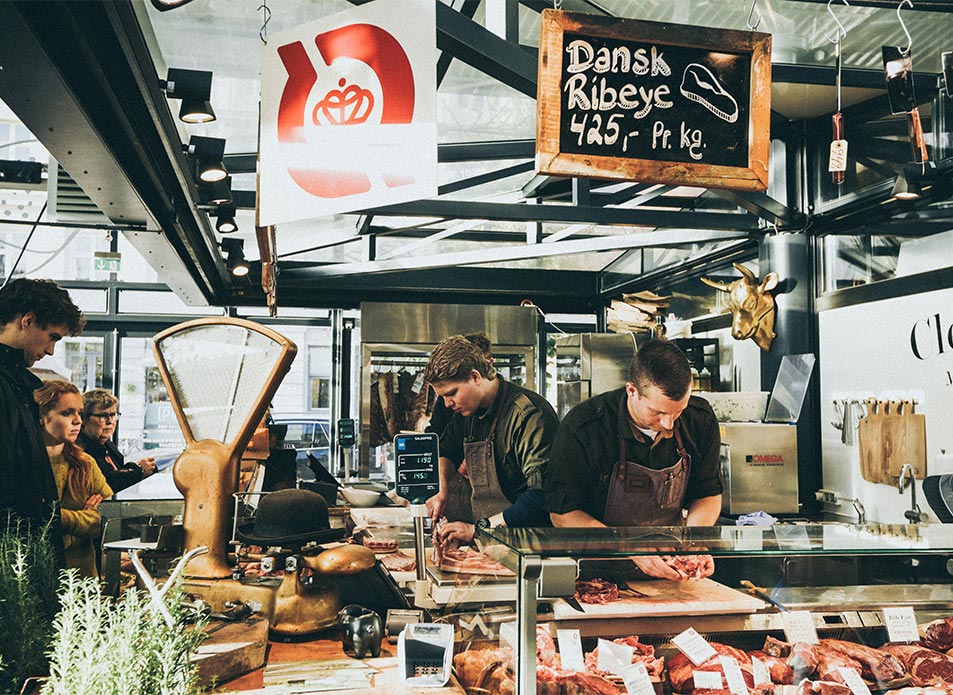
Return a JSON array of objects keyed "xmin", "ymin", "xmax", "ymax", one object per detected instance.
[
  {"xmin": 545, "ymin": 340, "xmax": 722, "ymax": 580},
  {"xmin": 424, "ymin": 335, "xmax": 557, "ymax": 545}
]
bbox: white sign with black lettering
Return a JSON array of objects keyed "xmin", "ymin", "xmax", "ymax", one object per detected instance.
[
  {"xmin": 557, "ymin": 630, "xmax": 586, "ymax": 672},
  {"xmin": 620, "ymin": 662, "xmax": 655, "ymax": 695},
  {"xmin": 672, "ymin": 627, "xmax": 717, "ymax": 666},
  {"xmin": 720, "ymin": 655, "xmax": 747, "ymax": 695},
  {"xmin": 692, "ymin": 670, "xmax": 724, "ymax": 689},
  {"xmin": 782, "ymin": 610, "xmax": 819, "ymax": 644},
  {"xmin": 882, "ymin": 606, "xmax": 920, "ymax": 643},
  {"xmin": 596, "ymin": 638, "xmax": 635, "ymax": 676},
  {"xmin": 751, "ymin": 656, "xmax": 771, "ymax": 686},
  {"xmin": 837, "ymin": 667, "xmax": 873, "ymax": 695}
]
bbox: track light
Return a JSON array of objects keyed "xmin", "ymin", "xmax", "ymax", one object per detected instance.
[
  {"xmin": 151, "ymin": 0, "xmax": 196, "ymax": 10},
  {"xmin": 221, "ymin": 238, "xmax": 250, "ymax": 277},
  {"xmin": 891, "ymin": 174, "xmax": 922, "ymax": 201},
  {"xmin": 187, "ymin": 136, "xmax": 227, "ymax": 182},
  {"xmin": 199, "ymin": 175, "xmax": 233, "ymax": 206},
  {"xmin": 215, "ymin": 204, "xmax": 238, "ymax": 234},
  {"xmin": 160, "ymin": 68, "xmax": 215, "ymax": 123}
]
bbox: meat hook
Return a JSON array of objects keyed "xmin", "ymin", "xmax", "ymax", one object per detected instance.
[
  {"xmin": 897, "ymin": 0, "xmax": 914, "ymax": 54},
  {"xmin": 824, "ymin": 0, "xmax": 850, "ymax": 44},
  {"xmin": 747, "ymin": 0, "xmax": 762, "ymax": 31}
]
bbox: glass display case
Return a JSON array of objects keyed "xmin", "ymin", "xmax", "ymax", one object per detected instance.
[{"xmin": 450, "ymin": 524, "xmax": 953, "ymax": 695}]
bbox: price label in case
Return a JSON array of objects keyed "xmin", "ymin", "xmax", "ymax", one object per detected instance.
[
  {"xmin": 556, "ymin": 630, "xmax": 586, "ymax": 672},
  {"xmin": 620, "ymin": 662, "xmax": 655, "ymax": 695},
  {"xmin": 836, "ymin": 667, "xmax": 873, "ymax": 695},
  {"xmin": 720, "ymin": 656, "xmax": 747, "ymax": 695},
  {"xmin": 882, "ymin": 606, "xmax": 919, "ymax": 643},
  {"xmin": 672, "ymin": 627, "xmax": 717, "ymax": 666},
  {"xmin": 691, "ymin": 670, "xmax": 723, "ymax": 689},
  {"xmin": 751, "ymin": 656, "xmax": 771, "ymax": 686},
  {"xmin": 596, "ymin": 638, "xmax": 635, "ymax": 676},
  {"xmin": 782, "ymin": 610, "xmax": 819, "ymax": 645}
]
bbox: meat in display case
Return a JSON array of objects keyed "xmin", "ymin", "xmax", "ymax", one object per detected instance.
[{"xmin": 443, "ymin": 524, "xmax": 953, "ymax": 695}]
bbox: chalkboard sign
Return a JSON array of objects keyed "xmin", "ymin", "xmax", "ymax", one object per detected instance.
[
  {"xmin": 537, "ymin": 10, "xmax": 772, "ymax": 192},
  {"xmin": 394, "ymin": 432, "xmax": 439, "ymax": 505}
]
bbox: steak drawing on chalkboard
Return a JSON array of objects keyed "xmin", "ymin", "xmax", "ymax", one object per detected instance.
[{"xmin": 680, "ymin": 63, "xmax": 739, "ymax": 123}]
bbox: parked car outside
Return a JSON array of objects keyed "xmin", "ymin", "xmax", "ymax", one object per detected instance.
[{"xmin": 274, "ymin": 417, "xmax": 332, "ymax": 480}]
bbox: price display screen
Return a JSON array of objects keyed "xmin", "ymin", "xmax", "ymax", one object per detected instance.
[
  {"xmin": 394, "ymin": 433, "xmax": 439, "ymax": 505},
  {"xmin": 337, "ymin": 418, "xmax": 356, "ymax": 448}
]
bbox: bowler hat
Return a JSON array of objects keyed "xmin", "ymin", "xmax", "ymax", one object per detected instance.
[
  {"xmin": 923, "ymin": 475, "xmax": 953, "ymax": 523},
  {"xmin": 238, "ymin": 488, "xmax": 345, "ymax": 545}
]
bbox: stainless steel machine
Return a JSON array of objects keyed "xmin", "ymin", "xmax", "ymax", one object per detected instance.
[
  {"xmin": 359, "ymin": 303, "xmax": 538, "ymax": 479},
  {"xmin": 554, "ymin": 332, "xmax": 640, "ymax": 418},
  {"xmin": 720, "ymin": 423, "xmax": 800, "ymax": 514}
]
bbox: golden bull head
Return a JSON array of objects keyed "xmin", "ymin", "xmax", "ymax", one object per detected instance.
[{"xmin": 701, "ymin": 263, "xmax": 780, "ymax": 352}]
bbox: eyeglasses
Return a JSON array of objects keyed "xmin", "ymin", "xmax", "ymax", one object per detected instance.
[{"xmin": 89, "ymin": 412, "xmax": 120, "ymax": 422}]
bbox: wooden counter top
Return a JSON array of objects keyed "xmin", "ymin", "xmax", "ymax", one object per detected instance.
[{"xmin": 217, "ymin": 635, "xmax": 465, "ymax": 695}]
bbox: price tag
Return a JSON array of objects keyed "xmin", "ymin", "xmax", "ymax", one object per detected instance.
[
  {"xmin": 596, "ymin": 639, "xmax": 634, "ymax": 676},
  {"xmin": 782, "ymin": 610, "xmax": 819, "ymax": 644},
  {"xmin": 720, "ymin": 656, "xmax": 747, "ymax": 695},
  {"xmin": 557, "ymin": 630, "xmax": 586, "ymax": 672},
  {"xmin": 829, "ymin": 139, "xmax": 848, "ymax": 172},
  {"xmin": 882, "ymin": 606, "xmax": 919, "ymax": 643},
  {"xmin": 620, "ymin": 662, "xmax": 655, "ymax": 695},
  {"xmin": 672, "ymin": 628, "xmax": 717, "ymax": 666},
  {"xmin": 836, "ymin": 667, "xmax": 873, "ymax": 695},
  {"xmin": 751, "ymin": 656, "xmax": 771, "ymax": 686},
  {"xmin": 411, "ymin": 371, "xmax": 425, "ymax": 394},
  {"xmin": 692, "ymin": 671, "xmax": 723, "ymax": 689}
]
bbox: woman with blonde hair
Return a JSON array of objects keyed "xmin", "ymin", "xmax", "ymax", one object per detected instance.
[{"xmin": 35, "ymin": 379, "xmax": 112, "ymax": 577}]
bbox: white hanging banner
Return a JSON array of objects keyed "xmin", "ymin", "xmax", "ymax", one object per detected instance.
[{"xmin": 259, "ymin": 0, "xmax": 437, "ymax": 225}]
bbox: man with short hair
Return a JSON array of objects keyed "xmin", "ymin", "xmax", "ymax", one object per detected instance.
[
  {"xmin": 424, "ymin": 335, "xmax": 557, "ymax": 544},
  {"xmin": 545, "ymin": 340, "xmax": 722, "ymax": 580},
  {"xmin": 0, "ymin": 278, "xmax": 85, "ymax": 561}
]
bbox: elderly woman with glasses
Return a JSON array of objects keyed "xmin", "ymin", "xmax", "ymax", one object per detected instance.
[{"xmin": 77, "ymin": 388, "xmax": 157, "ymax": 494}]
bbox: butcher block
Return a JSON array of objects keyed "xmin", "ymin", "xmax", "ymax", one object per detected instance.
[
  {"xmin": 858, "ymin": 399, "xmax": 926, "ymax": 485},
  {"xmin": 553, "ymin": 578, "xmax": 765, "ymax": 620}
]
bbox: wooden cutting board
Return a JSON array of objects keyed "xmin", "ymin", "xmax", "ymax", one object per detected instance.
[
  {"xmin": 552, "ymin": 578, "xmax": 765, "ymax": 620},
  {"xmin": 858, "ymin": 399, "xmax": 926, "ymax": 485}
]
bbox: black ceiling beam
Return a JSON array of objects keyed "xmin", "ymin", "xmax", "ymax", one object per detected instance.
[
  {"xmin": 436, "ymin": 2, "xmax": 538, "ymax": 98},
  {"xmin": 787, "ymin": 0, "xmax": 953, "ymax": 11},
  {"xmin": 437, "ymin": 0, "xmax": 481, "ymax": 86},
  {"xmin": 773, "ymin": 64, "xmax": 937, "ymax": 96},
  {"xmin": 356, "ymin": 198, "xmax": 761, "ymax": 231},
  {"xmin": 439, "ymin": 161, "xmax": 535, "ymax": 196},
  {"xmin": 712, "ymin": 190, "xmax": 807, "ymax": 228}
]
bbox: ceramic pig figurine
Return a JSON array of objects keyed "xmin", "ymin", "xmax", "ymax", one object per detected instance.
[{"xmin": 338, "ymin": 604, "xmax": 383, "ymax": 659}]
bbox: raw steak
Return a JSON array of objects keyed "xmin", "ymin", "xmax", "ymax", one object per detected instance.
[
  {"xmin": 817, "ymin": 639, "xmax": 909, "ymax": 686},
  {"xmin": 438, "ymin": 546, "xmax": 513, "ymax": 576},
  {"xmin": 749, "ymin": 650, "xmax": 795, "ymax": 684},
  {"xmin": 380, "ymin": 550, "xmax": 416, "ymax": 572},
  {"xmin": 668, "ymin": 642, "xmax": 752, "ymax": 693},
  {"xmin": 920, "ymin": 617, "xmax": 953, "ymax": 651},
  {"xmin": 574, "ymin": 579, "xmax": 620, "ymax": 605},
  {"xmin": 583, "ymin": 635, "xmax": 664, "ymax": 679},
  {"xmin": 363, "ymin": 537, "xmax": 399, "ymax": 553}
]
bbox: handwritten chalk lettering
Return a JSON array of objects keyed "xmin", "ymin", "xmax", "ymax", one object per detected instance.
[
  {"xmin": 556, "ymin": 31, "xmax": 750, "ymax": 168},
  {"xmin": 566, "ymin": 40, "xmax": 671, "ymax": 77}
]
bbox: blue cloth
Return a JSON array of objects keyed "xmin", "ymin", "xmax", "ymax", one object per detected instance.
[
  {"xmin": 736, "ymin": 511, "xmax": 778, "ymax": 526},
  {"xmin": 502, "ymin": 488, "xmax": 551, "ymax": 528}
]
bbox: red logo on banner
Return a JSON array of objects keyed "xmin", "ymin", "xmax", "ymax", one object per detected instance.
[{"xmin": 276, "ymin": 23, "xmax": 416, "ymax": 198}]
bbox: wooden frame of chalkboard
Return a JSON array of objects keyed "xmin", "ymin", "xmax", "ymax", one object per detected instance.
[{"xmin": 536, "ymin": 9, "xmax": 772, "ymax": 192}]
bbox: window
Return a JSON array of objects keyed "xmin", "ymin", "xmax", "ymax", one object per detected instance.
[{"xmin": 309, "ymin": 345, "xmax": 331, "ymax": 411}]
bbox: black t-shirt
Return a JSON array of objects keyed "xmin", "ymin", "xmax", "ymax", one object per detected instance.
[{"xmin": 545, "ymin": 387, "xmax": 722, "ymax": 521}]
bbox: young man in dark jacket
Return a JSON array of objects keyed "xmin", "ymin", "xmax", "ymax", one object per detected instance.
[{"xmin": 0, "ymin": 278, "xmax": 85, "ymax": 564}]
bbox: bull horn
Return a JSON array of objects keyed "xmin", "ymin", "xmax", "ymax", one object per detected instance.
[
  {"xmin": 700, "ymin": 277, "xmax": 731, "ymax": 291},
  {"xmin": 733, "ymin": 262, "xmax": 757, "ymax": 282}
]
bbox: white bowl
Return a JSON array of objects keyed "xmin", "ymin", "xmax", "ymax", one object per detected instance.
[
  {"xmin": 340, "ymin": 487, "xmax": 382, "ymax": 507},
  {"xmin": 696, "ymin": 391, "xmax": 769, "ymax": 422}
]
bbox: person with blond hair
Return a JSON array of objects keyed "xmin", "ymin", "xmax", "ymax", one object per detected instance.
[
  {"xmin": 78, "ymin": 388, "xmax": 156, "ymax": 493},
  {"xmin": 36, "ymin": 380, "xmax": 112, "ymax": 577},
  {"xmin": 424, "ymin": 335, "xmax": 557, "ymax": 545}
]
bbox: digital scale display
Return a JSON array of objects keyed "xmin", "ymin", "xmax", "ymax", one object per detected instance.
[{"xmin": 394, "ymin": 432, "xmax": 439, "ymax": 505}]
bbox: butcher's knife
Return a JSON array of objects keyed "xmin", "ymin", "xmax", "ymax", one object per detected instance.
[
  {"xmin": 563, "ymin": 595, "xmax": 585, "ymax": 612},
  {"xmin": 740, "ymin": 580, "xmax": 788, "ymax": 612}
]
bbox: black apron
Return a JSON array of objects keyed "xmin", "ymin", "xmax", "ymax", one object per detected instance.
[
  {"xmin": 602, "ymin": 421, "xmax": 692, "ymax": 527},
  {"xmin": 454, "ymin": 381, "xmax": 512, "ymax": 523}
]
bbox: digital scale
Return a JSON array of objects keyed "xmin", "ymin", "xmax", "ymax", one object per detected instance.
[{"xmin": 397, "ymin": 623, "xmax": 454, "ymax": 687}]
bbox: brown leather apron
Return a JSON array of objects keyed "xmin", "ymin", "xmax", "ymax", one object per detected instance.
[
  {"xmin": 463, "ymin": 381, "xmax": 512, "ymax": 522},
  {"xmin": 443, "ymin": 470, "xmax": 473, "ymax": 523},
  {"xmin": 602, "ymin": 421, "xmax": 692, "ymax": 527}
]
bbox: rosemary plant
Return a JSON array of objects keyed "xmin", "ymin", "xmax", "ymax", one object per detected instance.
[
  {"xmin": 0, "ymin": 515, "xmax": 60, "ymax": 695},
  {"xmin": 41, "ymin": 571, "xmax": 207, "ymax": 695}
]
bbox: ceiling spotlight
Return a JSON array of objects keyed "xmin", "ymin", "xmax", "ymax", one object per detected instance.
[
  {"xmin": 215, "ymin": 204, "xmax": 238, "ymax": 234},
  {"xmin": 187, "ymin": 136, "xmax": 227, "ymax": 182},
  {"xmin": 199, "ymin": 175, "xmax": 233, "ymax": 206},
  {"xmin": 891, "ymin": 174, "xmax": 922, "ymax": 201},
  {"xmin": 221, "ymin": 238, "xmax": 250, "ymax": 277},
  {"xmin": 151, "ymin": 0, "xmax": 196, "ymax": 10},
  {"xmin": 160, "ymin": 68, "xmax": 215, "ymax": 123}
]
